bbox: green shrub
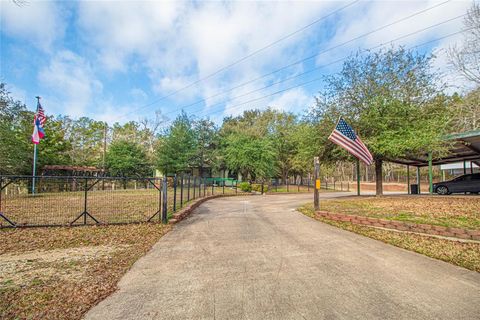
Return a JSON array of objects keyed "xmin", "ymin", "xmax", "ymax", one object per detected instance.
[
  {"xmin": 239, "ymin": 182, "xmax": 251, "ymax": 192},
  {"xmin": 251, "ymin": 183, "xmax": 268, "ymax": 193}
]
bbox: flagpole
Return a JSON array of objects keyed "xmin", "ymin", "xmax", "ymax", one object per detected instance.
[
  {"xmin": 32, "ymin": 144, "xmax": 37, "ymax": 194},
  {"xmin": 32, "ymin": 96, "xmax": 41, "ymax": 195}
]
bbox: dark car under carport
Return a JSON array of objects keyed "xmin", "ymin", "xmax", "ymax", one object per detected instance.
[{"xmin": 433, "ymin": 173, "xmax": 480, "ymax": 195}]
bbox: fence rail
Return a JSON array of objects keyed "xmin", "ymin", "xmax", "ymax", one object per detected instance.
[
  {"xmin": 0, "ymin": 175, "xmax": 241, "ymax": 228},
  {"xmin": 265, "ymin": 177, "xmax": 351, "ymax": 193}
]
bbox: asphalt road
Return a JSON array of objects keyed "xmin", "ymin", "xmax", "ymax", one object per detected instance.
[{"xmin": 85, "ymin": 193, "xmax": 480, "ymax": 320}]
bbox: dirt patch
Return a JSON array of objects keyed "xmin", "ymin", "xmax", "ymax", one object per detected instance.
[{"xmin": 1, "ymin": 245, "xmax": 127, "ymax": 288}]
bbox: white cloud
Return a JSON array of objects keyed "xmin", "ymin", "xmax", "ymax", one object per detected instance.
[
  {"xmin": 75, "ymin": 1, "xmax": 335, "ymax": 111},
  {"xmin": 0, "ymin": 0, "xmax": 65, "ymax": 50},
  {"xmin": 266, "ymin": 88, "xmax": 313, "ymax": 113},
  {"xmin": 38, "ymin": 50, "xmax": 102, "ymax": 117}
]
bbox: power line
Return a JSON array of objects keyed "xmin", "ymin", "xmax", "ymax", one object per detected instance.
[
  {"xmin": 162, "ymin": 12, "xmax": 466, "ymax": 120},
  {"xmin": 117, "ymin": 1, "xmax": 360, "ymax": 119},
  {"xmin": 191, "ymin": 28, "xmax": 471, "ymax": 121},
  {"xmin": 120, "ymin": 0, "xmax": 452, "ymax": 121}
]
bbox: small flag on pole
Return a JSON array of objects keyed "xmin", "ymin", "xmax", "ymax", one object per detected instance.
[
  {"xmin": 32, "ymin": 99, "xmax": 47, "ymax": 144},
  {"xmin": 328, "ymin": 117, "xmax": 373, "ymax": 166}
]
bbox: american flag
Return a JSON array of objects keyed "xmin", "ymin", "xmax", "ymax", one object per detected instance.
[
  {"xmin": 328, "ymin": 118, "xmax": 373, "ymax": 166},
  {"xmin": 32, "ymin": 99, "xmax": 47, "ymax": 144},
  {"xmin": 35, "ymin": 100, "xmax": 47, "ymax": 126}
]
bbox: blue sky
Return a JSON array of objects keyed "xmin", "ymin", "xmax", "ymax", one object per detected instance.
[{"xmin": 0, "ymin": 0, "xmax": 472, "ymax": 125}]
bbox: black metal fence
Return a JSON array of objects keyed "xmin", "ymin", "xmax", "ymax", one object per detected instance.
[
  {"xmin": 266, "ymin": 176, "xmax": 351, "ymax": 193},
  {"xmin": 0, "ymin": 175, "xmax": 241, "ymax": 228}
]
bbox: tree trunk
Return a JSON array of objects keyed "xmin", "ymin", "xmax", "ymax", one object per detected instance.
[{"xmin": 375, "ymin": 158, "xmax": 383, "ymax": 196}]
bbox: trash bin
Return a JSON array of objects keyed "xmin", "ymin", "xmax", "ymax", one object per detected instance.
[{"xmin": 410, "ymin": 184, "xmax": 419, "ymax": 194}]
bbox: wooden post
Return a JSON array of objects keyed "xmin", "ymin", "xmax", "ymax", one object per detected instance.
[{"xmin": 314, "ymin": 157, "xmax": 320, "ymax": 210}]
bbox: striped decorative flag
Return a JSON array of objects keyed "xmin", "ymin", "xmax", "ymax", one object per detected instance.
[
  {"xmin": 328, "ymin": 117, "xmax": 373, "ymax": 166},
  {"xmin": 32, "ymin": 100, "xmax": 47, "ymax": 144}
]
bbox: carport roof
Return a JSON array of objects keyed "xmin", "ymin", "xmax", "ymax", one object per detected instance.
[{"xmin": 390, "ymin": 129, "xmax": 480, "ymax": 167}]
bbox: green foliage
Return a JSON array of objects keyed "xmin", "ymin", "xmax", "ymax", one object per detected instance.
[
  {"xmin": 223, "ymin": 132, "xmax": 276, "ymax": 180},
  {"xmin": 251, "ymin": 183, "xmax": 268, "ymax": 193},
  {"xmin": 156, "ymin": 112, "xmax": 196, "ymax": 174},
  {"xmin": 314, "ymin": 48, "xmax": 450, "ymax": 162},
  {"xmin": 105, "ymin": 140, "xmax": 152, "ymax": 177},
  {"xmin": 191, "ymin": 119, "xmax": 218, "ymax": 175},
  {"xmin": 239, "ymin": 182, "xmax": 251, "ymax": 192},
  {"xmin": 0, "ymin": 84, "xmax": 34, "ymax": 175}
]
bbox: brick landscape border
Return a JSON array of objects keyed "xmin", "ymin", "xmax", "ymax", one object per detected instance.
[
  {"xmin": 169, "ymin": 193, "xmax": 251, "ymax": 224},
  {"xmin": 316, "ymin": 211, "xmax": 480, "ymax": 241}
]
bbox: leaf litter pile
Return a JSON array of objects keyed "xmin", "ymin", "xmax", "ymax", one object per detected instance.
[
  {"xmin": 319, "ymin": 195, "xmax": 480, "ymax": 229},
  {"xmin": 299, "ymin": 203, "xmax": 480, "ymax": 272},
  {"xmin": 0, "ymin": 223, "xmax": 170, "ymax": 319}
]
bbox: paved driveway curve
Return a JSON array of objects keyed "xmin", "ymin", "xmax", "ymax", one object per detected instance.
[{"xmin": 85, "ymin": 193, "xmax": 480, "ymax": 320}]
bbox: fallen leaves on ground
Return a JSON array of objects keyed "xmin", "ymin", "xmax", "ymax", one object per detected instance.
[
  {"xmin": 319, "ymin": 195, "xmax": 480, "ymax": 229},
  {"xmin": 299, "ymin": 203, "xmax": 480, "ymax": 273},
  {"xmin": 0, "ymin": 223, "xmax": 170, "ymax": 320}
]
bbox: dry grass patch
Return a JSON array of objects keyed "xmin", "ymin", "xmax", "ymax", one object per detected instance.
[
  {"xmin": 319, "ymin": 195, "xmax": 480, "ymax": 230},
  {"xmin": 299, "ymin": 203, "xmax": 480, "ymax": 272},
  {"xmin": 0, "ymin": 223, "xmax": 170, "ymax": 319},
  {"xmin": 1, "ymin": 186, "xmax": 239, "ymax": 226}
]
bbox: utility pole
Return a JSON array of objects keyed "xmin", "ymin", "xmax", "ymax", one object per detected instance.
[{"xmin": 314, "ymin": 157, "xmax": 320, "ymax": 210}]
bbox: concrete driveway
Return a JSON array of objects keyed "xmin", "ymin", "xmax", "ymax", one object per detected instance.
[{"xmin": 85, "ymin": 193, "xmax": 480, "ymax": 320}]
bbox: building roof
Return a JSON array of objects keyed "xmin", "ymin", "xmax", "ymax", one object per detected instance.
[{"xmin": 390, "ymin": 129, "xmax": 480, "ymax": 167}]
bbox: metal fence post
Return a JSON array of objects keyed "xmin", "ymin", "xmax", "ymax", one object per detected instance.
[
  {"xmin": 180, "ymin": 175, "xmax": 184, "ymax": 208},
  {"xmin": 222, "ymin": 177, "xmax": 225, "ymax": 194},
  {"xmin": 212, "ymin": 178, "xmax": 215, "ymax": 195},
  {"xmin": 261, "ymin": 182, "xmax": 264, "ymax": 195},
  {"xmin": 187, "ymin": 175, "xmax": 191, "ymax": 201},
  {"xmin": 162, "ymin": 178, "xmax": 168, "ymax": 224},
  {"xmin": 286, "ymin": 177, "xmax": 289, "ymax": 192},
  {"xmin": 173, "ymin": 175, "xmax": 177, "ymax": 212},
  {"xmin": 83, "ymin": 178, "xmax": 88, "ymax": 225},
  {"xmin": 158, "ymin": 178, "xmax": 162, "ymax": 222},
  {"xmin": 193, "ymin": 176, "xmax": 196, "ymax": 199},
  {"xmin": 235, "ymin": 180, "xmax": 238, "ymax": 194}
]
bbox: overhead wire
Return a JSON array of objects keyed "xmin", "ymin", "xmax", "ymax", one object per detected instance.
[
  {"xmin": 117, "ymin": 0, "xmax": 451, "ymax": 120},
  {"xmin": 117, "ymin": 0, "xmax": 360, "ymax": 119}
]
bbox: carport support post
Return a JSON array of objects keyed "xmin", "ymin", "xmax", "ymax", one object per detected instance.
[
  {"xmin": 356, "ymin": 158, "xmax": 361, "ymax": 196},
  {"xmin": 428, "ymin": 152, "xmax": 433, "ymax": 194},
  {"xmin": 314, "ymin": 157, "xmax": 320, "ymax": 210},
  {"xmin": 407, "ymin": 165, "xmax": 410, "ymax": 194},
  {"xmin": 416, "ymin": 167, "xmax": 421, "ymax": 195}
]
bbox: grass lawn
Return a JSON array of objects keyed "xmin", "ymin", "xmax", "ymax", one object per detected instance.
[
  {"xmin": 318, "ymin": 195, "xmax": 480, "ymax": 230},
  {"xmin": 0, "ymin": 223, "xmax": 170, "ymax": 320},
  {"xmin": 298, "ymin": 203, "xmax": 480, "ymax": 272}
]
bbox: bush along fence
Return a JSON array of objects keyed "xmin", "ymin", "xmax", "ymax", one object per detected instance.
[{"xmin": 0, "ymin": 175, "xmax": 242, "ymax": 228}]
